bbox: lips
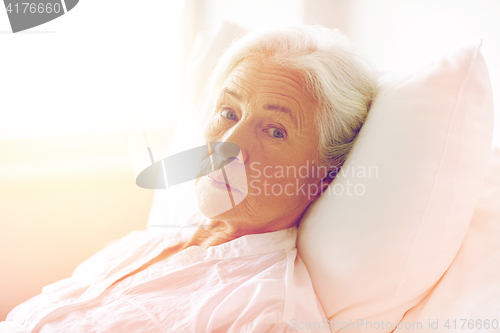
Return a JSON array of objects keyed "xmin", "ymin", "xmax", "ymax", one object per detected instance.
[{"xmin": 207, "ymin": 172, "xmax": 242, "ymax": 194}]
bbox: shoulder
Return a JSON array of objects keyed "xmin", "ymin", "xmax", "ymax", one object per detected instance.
[
  {"xmin": 72, "ymin": 229, "xmax": 172, "ymax": 279},
  {"xmin": 208, "ymin": 250, "xmax": 327, "ymax": 333},
  {"xmin": 282, "ymin": 254, "xmax": 328, "ymax": 332}
]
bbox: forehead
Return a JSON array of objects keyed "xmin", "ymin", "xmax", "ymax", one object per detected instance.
[{"xmin": 222, "ymin": 57, "xmax": 314, "ymax": 108}]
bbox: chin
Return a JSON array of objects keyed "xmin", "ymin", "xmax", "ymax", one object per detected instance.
[{"xmin": 195, "ymin": 177, "xmax": 237, "ymax": 219}]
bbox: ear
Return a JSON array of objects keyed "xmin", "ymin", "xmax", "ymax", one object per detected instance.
[
  {"xmin": 308, "ymin": 173, "xmax": 335, "ymax": 202},
  {"xmin": 319, "ymin": 172, "xmax": 335, "ymax": 194},
  {"xmin": 312, "ymin": 165, "xmax": 337, "ymax": 199}
]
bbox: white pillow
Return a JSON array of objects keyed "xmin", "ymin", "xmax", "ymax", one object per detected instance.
[
  {"xmin": 397, "ymin": 147, "xmax": 500, "ymax": 332},
  {"xmin": 297, "ymin": 41, "xmax": 494, "ymax": 332}
]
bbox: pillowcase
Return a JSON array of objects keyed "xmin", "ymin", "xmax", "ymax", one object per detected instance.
[
  {"xmin": 297, "ymin": 41, "xmax": 494, "ymax": 332},
  {"xmin": 398, "ymin": 147, "xmax": 500, "ymax": 331}
]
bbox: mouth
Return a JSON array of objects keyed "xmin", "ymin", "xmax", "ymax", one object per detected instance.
[{"xmin": 206, "ymin": 173, "xmax": 242, "ymax": 194}]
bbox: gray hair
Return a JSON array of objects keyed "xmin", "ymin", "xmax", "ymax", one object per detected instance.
[{"xmin": 210, "ymin": 25, "xmax": 378, "ymax": 172}]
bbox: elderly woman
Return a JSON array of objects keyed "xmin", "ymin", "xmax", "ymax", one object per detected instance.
[{"xmin": 3, "ymin": 25, "xmax": 377, "ymax": 333}]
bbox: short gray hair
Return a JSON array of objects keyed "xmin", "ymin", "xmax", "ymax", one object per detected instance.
[{"xmin": 210, "ymin": 25, "xmax": 378, "ymax": 171}]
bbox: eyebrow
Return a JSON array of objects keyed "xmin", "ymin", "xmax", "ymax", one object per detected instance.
[
  {"xmin": 221, "ymin": 88, "xmax": 298, "ymax": 128},
  {"xmin": 221, "ymin": 88, "xmax": 243, "ymax": 101},
  {"xmin": 265, "ymin": 103, "xmax": 299, "ymax": 129},
  {"xmin": 263, "ymin": 104, "xmax": 292, "ymax": 115}
]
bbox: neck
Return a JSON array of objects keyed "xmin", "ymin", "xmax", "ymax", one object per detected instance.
[{"xmin": 183, "ymin": 215, "xmax": 300, "ymax": 249}]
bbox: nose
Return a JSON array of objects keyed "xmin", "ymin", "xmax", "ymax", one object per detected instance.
[
  {"xmin": 206, "ymin": 119, "xmax": 251, "ymax": 167},
  {"xmin": 210, "ymin": 142, "xmax": 240, "ymax": 171},
  {"xmin": 215, "ymin": 142, "xmax": 240, "ymax": 161}
]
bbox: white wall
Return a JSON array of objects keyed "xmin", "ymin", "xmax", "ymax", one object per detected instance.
[
  {"xmin": 197, "ymin": 0, "xmax": 304, "ymax": 32},
  {"xmin": 305, "ymin": 0, "xmax": 500, "ymax": 148},
  {"xmin": 0, "ymin": 0, "xmax": 185, "ymax": 139}
]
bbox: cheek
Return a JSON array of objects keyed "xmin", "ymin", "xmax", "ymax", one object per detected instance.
[
  {"xmin": 247, "ymin": 160, "xmax": 320, "ymax": 203},
  {"xmin": 204, "ymin": 117, "xmax": 226, "ymax": 141},
  {"xmin": 202, "ymin": 120, "xmax": 215, "ymax": 140},
  {"xmin": 247, "ymin": 164, "xmax": 293, "ymax": 198}
]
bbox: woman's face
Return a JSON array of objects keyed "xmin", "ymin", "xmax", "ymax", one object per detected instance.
[{"xmin": 195, "ymin": 57, "xmax": 329, "ymax": 231}]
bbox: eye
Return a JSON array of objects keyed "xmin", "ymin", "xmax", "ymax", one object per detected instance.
[
  {"xmin": 221, "ymin": 109, "xmax": 238, "ymax": 121},
  {"xmin": 267, "ymin": 127, "xmax": 285, "ymax": 139}
]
